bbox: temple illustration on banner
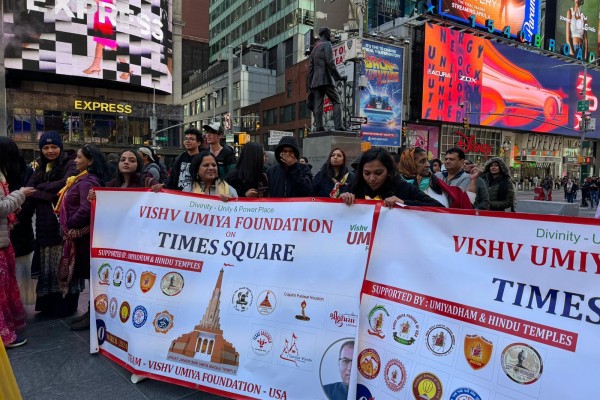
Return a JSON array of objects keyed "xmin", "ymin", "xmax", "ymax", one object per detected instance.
[{"xmin": 167, "ymin": 269, "xmax": 239, "ymax": 375}]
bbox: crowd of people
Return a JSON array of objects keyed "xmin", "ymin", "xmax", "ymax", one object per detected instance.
[{"xmin": 1, "ymin": 123, "xmax": 583, "ymax": 350}]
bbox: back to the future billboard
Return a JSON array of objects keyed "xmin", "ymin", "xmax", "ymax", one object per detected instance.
[
  {"xmin": 422, "ymin": 23, "xmax": 600, "ymax": 139},
  {"xmin": 3, "ymin": 0, "xmax": 173, "ymax": 93}
]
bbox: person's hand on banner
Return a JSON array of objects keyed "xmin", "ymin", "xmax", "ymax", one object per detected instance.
[
  {"xmin": 88, "ymin": 188, "xmax": 96, "ymax": 202},
  {"xmin": 151, "ymin": 184, "xmax": 164, "ymax": 192},
  {"xmin": 384, "ymin": 196, "xmax": 404, "ymax": 208},
  {"xmin": 340, "ymin": 192, "xmax": 355, "ymax": 206}
]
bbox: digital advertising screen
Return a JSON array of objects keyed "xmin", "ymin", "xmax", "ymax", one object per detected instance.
[
  {"xmin": 422, "ymin": 23, "xmax": 600, "ymax": 139},
  {"xmin": 553, "ymin": 0, "xmax": 600, "ymax": 61},
  {"xmin": 438, "ymin": 0, "xmax": 541, "ymax": 41},
  {"xmin": 3, "ymin": 0, "xmax": 173, "ymax": 93},
  {"xmin": 359, "ymin": 40, "xmax": 404, "ymax": 147}
]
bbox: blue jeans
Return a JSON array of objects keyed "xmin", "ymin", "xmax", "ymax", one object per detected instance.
[
  {"xmin": 590, "ymin": 191, "xmax": 599, "ymax": 208},
  {"xmin": 566, "ymin": 192, "xmax": 575, "ymax": 203}
]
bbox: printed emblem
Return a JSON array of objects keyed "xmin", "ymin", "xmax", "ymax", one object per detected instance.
[
  {"xmin": 112, "ymin": 266, "xmax": 123, "ymax": 287},
  {"xmin": 295, "ymin": 300, "xmax": 310, "ymax": 321},
  {"xmin": 329, "ymin": 311, "xmax": 357, "ymax": 328},
  {"xmin": 119, "ymin": 301, "xmax": 131, "ymax": 323},
  {"xmin": 132, "ymin": 305, "xmax": 148, "ymax": 328},
  {"xmin": 232, "ymin": 287, "xmax": 253, "ymax": 312},
  {"xmin": 251, "ymin": 329, "xmax": 274, "ymax": 356},
  {"xmin": 464, "ymin": 334, "xmax": 493, "ymax": 370},
  {"xmin": 152, "ymin": 310, "xmax": 174, "ymax": 334},
  {"xmin": 109, "ymin": 297, "xmax": 118, "ymax": 319},
  {"xmin": 358, "ymin": 348, "xmax": 381, "ymax": 380},
  {"xmin": 425, "ymin": 324, "xmax": 456, "ymax": 356},
  {"xmin": 501, "ymin": 343, "xmax": 543, "ymax": 385},
  {"xmin": 96, "ymin": 319, "xmax": 106, "ymax": 346},
  {"xmin": 125, "ymin": 268, "xmax": 136, "ymax": 289},
  {"xmin": 384, "ymin": 358, "xmax": 407, "ymax": 392},
  {"xmin": 98, "ymin": 263, "xmax": 111, "ymax": 285},
  {"xmin": 279, "ymin": 332, "xmax": 312, "ymax": 367},
  {"xmin": 140, "ymin": 271, "xmax": 157, "ymax": 293},
  {"xmin": 257, "ymin": 290, "xmax": 276, "ymax": 315},
  {"xmin": 367, "ymin": 305, "xmax": 389, "ymax": 339},
  {"xmin": 392, "ymin": 313, "xmax": 420, "ymax": 345},
  {"xmin": 412, "ymin": 372, "xmax": 443, "ymax": 400},
  {"xmin": 356, "ymin": 384, "xmax": 374, "ymax": 400},
  {"xmin": 160, "ymin": 272, "xmax": 184, "ymax": 296},
  {"xmin": 94, "ymin": 294, "xmax": 108, "ymax": 315},
  {"xmin": 449, "ymin": 387, "xmax": 482, "ymax": 400}
]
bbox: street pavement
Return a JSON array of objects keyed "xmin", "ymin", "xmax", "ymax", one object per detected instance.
[
  {"xmin": 515, "ymin": 187, "xmax": 598, "ymax": 218},
  {"xmin": 6, "ymin": 188, "xmax": 596, "ymax": 399}
]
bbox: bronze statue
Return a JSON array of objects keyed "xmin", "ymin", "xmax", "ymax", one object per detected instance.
[{"xmin": 307, "ymin": 27, "xmax": 347, "ymax": 132}]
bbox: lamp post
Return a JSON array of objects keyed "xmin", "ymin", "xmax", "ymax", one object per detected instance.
[
  {"xmin": 212, "ymin": 92, "xmax": 218, "ymax": 122},
  {"xmin": 151, "ymin": 82, "xmax": 157, "ymax": 147}
]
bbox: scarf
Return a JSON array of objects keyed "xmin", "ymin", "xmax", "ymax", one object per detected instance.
[
  {"xmin": 398, "ymin": 148, "xmax": 418, "ymax": 177},
  {"xmin": 58, "ymin": 225, "xmax": 90, "ymax": 296},
  {"xmin": 329, "ymin": 172, "xmax": 350, "ymax": 198},
  {"xmin": 0, "ymin": 172, "xmax": 18, "ymax": 229},
  {"xmin": 54, "ymin": 170, "xmax": 87, "ymax": 213},
  {"xmin": 192, "ymin": 179, "xmax": 231, "ymax": 196}
]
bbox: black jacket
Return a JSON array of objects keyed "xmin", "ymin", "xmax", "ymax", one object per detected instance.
[
  {"xmin": 214, "ymin": 145, "xmax": 237, "ymax": 179},
  {"xmin": 312, "ymin": 168, "xmax": 354, "ymax": 198},
  {"xmin": 354, "ymin": 176, "xmax": 444, "ymax": 207},
  {"xmin": 308, "ymin": 39, "xmax": 344, "ymax": 89},
  {"xmin": 266, "ymin": 136, "xmax": 312, "ymax": 198}
]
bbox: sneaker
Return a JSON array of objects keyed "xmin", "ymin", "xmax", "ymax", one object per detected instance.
[{"xmin": 5, "ymin": 336, "xmax": 27, "ymax": 349}]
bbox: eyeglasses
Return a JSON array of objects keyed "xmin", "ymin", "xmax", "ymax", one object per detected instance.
[
  {"xmin": 184, "ymin": 137, "xmax": 197, "ymax": 142},
  {"xmin": 338, "ymin": 358, "xmax": 352, "ymax": 368}
]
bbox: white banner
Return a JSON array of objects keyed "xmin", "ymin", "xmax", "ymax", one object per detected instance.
[
  {"xmin": 90, "ymin": 189, "xmax": 373, "ymax": 399},
  {"xmin": 358, "ymin": 207, "xmax": 600, "ymax": 400}
]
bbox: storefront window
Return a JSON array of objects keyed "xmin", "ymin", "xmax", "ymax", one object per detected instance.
[{"xmin": 12, "ymin": 108, "xmax": 32, "ymax": 142}]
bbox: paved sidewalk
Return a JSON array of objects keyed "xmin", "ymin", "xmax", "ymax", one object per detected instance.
[
  {"xmin": 515, "ymin": 189, "xmax": 598, "ymax": 218},
  {"xmin": 7, "ymin": 289, "xmax": 227, "ymax": 400}
]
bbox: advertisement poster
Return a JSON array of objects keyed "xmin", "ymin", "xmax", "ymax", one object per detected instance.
[
  {"xmin": 358, "ymin": 206, "xmax": 600, "ymax": 399},
  {"xmin": 406, "ymin": 124, "xmax": 440, "ymax": 159},
  {"xmin": 90, "ymin": 189, "xmax": 373, "ymax": 399},
  {"xmin": 423, "ymin": 23, "xmax": 600, "ymax": 139},
  {"xmin": 553, "ymin": 0, "xmax": 600, "ymax": 60},
  {"xmin": 358, "ymin": 40, "xmax": 403, "ymax": 147},
  {"xmin": 438, "ymin": 0, "xmax": 540, "ymax": 41},
  {"xmin": 3, "ymin": 0, "xmax": 173, "ymax": 93}
]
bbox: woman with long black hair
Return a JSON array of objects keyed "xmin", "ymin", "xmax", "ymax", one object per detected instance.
[
  {"xmin": 226, "ymin": 143, "xmax": 268, "ymax": 198},
  {"xmin": 312, "ymin": 148, "xmax": 354, "ymax": 198}
]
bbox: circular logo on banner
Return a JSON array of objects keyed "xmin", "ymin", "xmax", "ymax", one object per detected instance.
[
  {"xmin": 256, "ymin": 290, "xmax": 276, "ymax": 315},
  {"xmin": 449, "ymin": 387, "xmax": 482, "ymax": 400},
  {"xmin": 232, "ymin": 287, "xmax": 253, "ymax": 312},
  {"xmin": 384, "ymin": 358, "xmax": 407, "ymax": 392},
  {"xmin": 119, "ymin": 301, "xmax": 131, "ymax": 323},
  {"xmin": 358, "ymin": 348, "xmax": 381, "ymax": 380},
  {"xmin": 412, "ymin": 372, "xmax": 443, "ymax": 400},
  {"xmin": 109, "ymin": 297, "xmax": 118, "ymax": 319},
  {"xmin": 160, "ymin": 272, "xmax": 184, "ymax": 296},
  {"xmin": 152, "ymin": 310, "xmax": 174, "ymax": 334},
  {"xmin": 392, "ymin": 313, "xmax": 420, "ymax": 346},
  {"xmin": 98, "ymin": 263, "xmax": 111, "ymax": 285},
  {"xmin": 113, "ymin": 266, "xmax": 123, "ymax": 287},
  {"xmin": 94, "ymin": 294, "xmax": 108, "ymax": 315},
  {"xmin": 125, "ymin": 269, "xmax": 136, "ymax": 289},
  {"xmin": 132, "ymin": 306, "xmax": 148, "ymax": 328},
  {"xmin": 96, "ymin": 319, "xmax": 106, "ymax": 346},
  {"xmin": 501, "ymin": 343, "xmax": 543, "ymax": 385},
  {"xmin": 251, "ymin": 329, "xmax": 274, "ymax": 356},
  {"xmin": 425, "ymin": 324, "xmax": 456, "ymax": 356}
]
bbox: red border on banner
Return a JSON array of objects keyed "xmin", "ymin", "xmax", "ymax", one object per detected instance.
[
  {"xmin": 92, "ymin": 248, "xmax": 203, "ymax": 272},
  {"xmin": 99, "ymin": 350, "xmax": 259, "ymax": 400},
  {"xmin": 363, "ymin": 280, "xmax": 578, "ymax": 352}
]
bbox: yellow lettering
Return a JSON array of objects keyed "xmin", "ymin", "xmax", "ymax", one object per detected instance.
[{"xmin": 74, "ymin": 100, "xmax": 83, "ymax": 110}]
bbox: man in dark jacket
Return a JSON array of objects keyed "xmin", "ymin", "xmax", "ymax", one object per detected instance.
[
  {"xmin": 308, "ymin": 26, "xmax": 347, "ymax": 131},
  {"xmin": 267, "ymin": 136, "xmax": 312, "ymax": 198},
  {"xmin": 166, "ymin": 127, "xmax": 202, "ymax": 191},
  {"xmin": 203, "ymin": 122, "xmax": 236, "ymax": 179}
]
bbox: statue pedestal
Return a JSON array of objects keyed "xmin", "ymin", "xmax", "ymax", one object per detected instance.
[{"xmin": 302, "ymin": 131, "xmax": 362, "ymax": 174}]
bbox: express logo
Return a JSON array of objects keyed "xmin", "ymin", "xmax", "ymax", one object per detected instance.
[
  {"xmin": 367, "ymin": 305, "xmax": 389, "ymax": 339},
  {"xmin": 412, "ymin": 372, "xmax": 443, "ymax": 400},
  {"xmin": 358, "ymin": 348, "xmax": 381, "ymax": 380},
  {"xmin": 112, "ymin": 266, "xmax": 123, "ymax": 287},
  {"xmin": 449, "ymin": 387, "xmax": 482, "ymax": 400},
  {"xmin": 425, "ymin": 324, "xmax": 456, "ymax": 356},
  {"xmin": 152, "ymin": 310, "xmax": 174, "ymax": 334},
  {"xmin": 384, "ymin": 358, "xmax": 407, "ymax": 392},
  {"xmin": 232, "ymin": 287, "xmax": 253, "ymax": 312},
  {"xmin": 392, "ymin": 313, "xmax": 420, "ymax": 345},
  {"xmin": 94, "ymin": 294, "xmax": 108, "ymax": 315},
  {"xmin": 251, "ymin": 329, "xmax": 273, "ymax": 356},
  {"xmin": 132, "ymin": 305, "xmax": 148, "ymax": 328},
  {"xmin": 109, "ymin": 297, "xmax": 118, "ymax": 319},
  {"xmin": 119, "ymin": 301, "xmax": 131, "ymax": 323},
  {"xmin": 124, "ymin": 269, "xmax": 136, "ymax": 289},
  {"xmin": 329, "ymin": 311, "xmax": 357, "ymax": 328},
  {"xmin": 257, "ymin": 290, "xmax": 276, "ymax": 315},
  {"xmin": 98, "ymin": 263, "xmax": 111, "ymax": 285}
]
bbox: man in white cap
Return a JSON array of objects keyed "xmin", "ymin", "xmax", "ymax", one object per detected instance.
[
  {"xmin": 138, "ymin": 146, "xmax": 161, "ymax": 181},
  {"xmin": 203, "ymin": 122, "xmax": 236, "ymax": 179}
]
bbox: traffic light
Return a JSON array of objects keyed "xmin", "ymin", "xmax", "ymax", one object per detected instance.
[
  {"xmin": 402, "ymin": 125, "xmax": 407, "ymax": 136},
  {"xmin": 255, "ymin": 120, "xmax": 261, "ymax": 131},
  {"xmin": 238, "ymin": 133, "xmax": 250, "ymax": 145},
  {"xmin": 304, "ymin": 126, "xmax": 309, "ymax": 137},
  {"xmin": 578, "ymin": 156, "xmax": 595, "ymax": 164},
  {"xmin": 463, "ymin": 117, "xmax": 469, "ymax": 130}
]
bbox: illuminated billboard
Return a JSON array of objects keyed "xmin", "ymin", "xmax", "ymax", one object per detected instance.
[
  {"xmin": 422, "ymin": 23, "xmax": 600, "ymax": 139},
  {"xmin": 438, "ymin": 0, "xmax": 541, "ymax": 41},
  {"xmin": 3, "ymin": 0, "xmax": 173, "ymax": 93},
  {"xmin": 551, "ymin": 0, "xmax": 600, "ymax": 60}
]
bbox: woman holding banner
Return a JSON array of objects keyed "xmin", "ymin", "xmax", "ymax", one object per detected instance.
[
  {"xmin": 312, "ymin": 148, "xmax": 354, "ymax": 198},
  {"xmin": 187, "ymin": 151, "xmax": 238, "ymax": 201},
  {"xmin": 0, "ymin": 137, "xmax": 35, "ymax": 348},
  {"xmin": 339, "ymin": 148, "xmax": 443, "ymax": 208},
  {"xmin": 56, "ymin": 144, "xmax": 110, "ymax": 331}
]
